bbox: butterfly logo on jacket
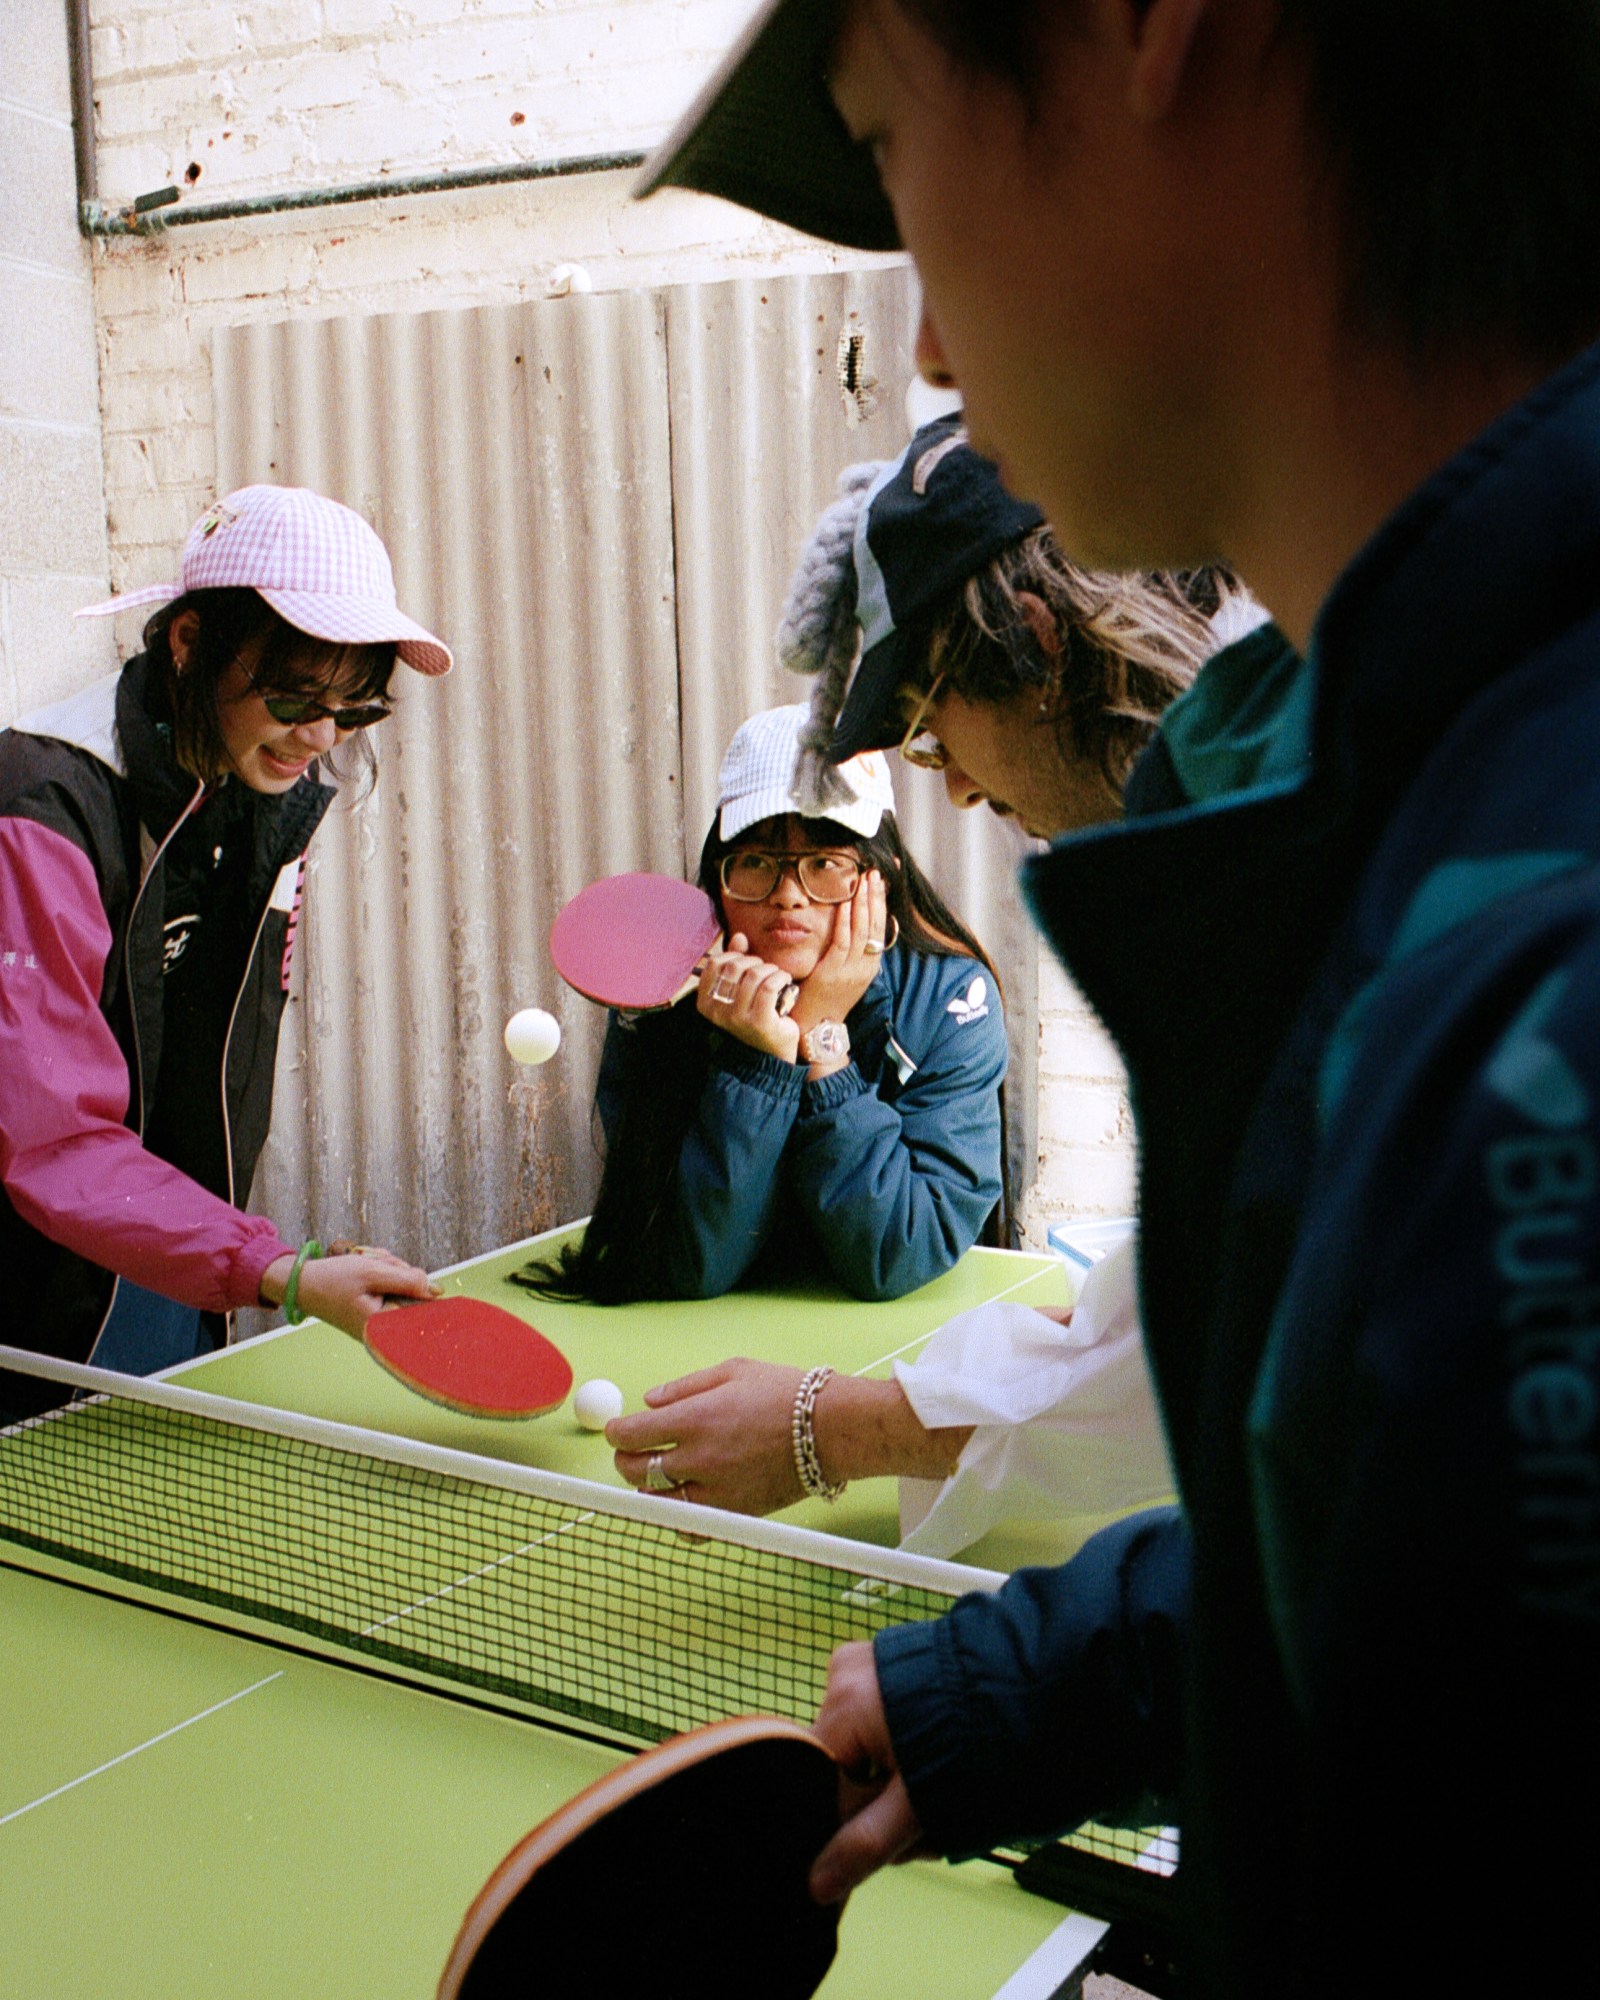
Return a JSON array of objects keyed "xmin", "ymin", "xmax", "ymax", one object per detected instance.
[{"xmin": 947, "ymin": 976, "xmax": 989, "ymax": 1027}]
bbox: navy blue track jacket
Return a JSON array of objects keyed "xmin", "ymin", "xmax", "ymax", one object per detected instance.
[
  {"xmin": 874, "ymin": 345, "xmax": 1600, "ymax": 1995},
  {"xmin": 596, "ymin": 944, "xmax": 1006, "ymax": 1301}
]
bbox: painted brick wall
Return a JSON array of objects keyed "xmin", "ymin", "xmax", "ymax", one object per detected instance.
[
  {"xmin": 1022, "ymin": 953, "xmax": 1137, "ymax": 1246},
  {"xmin": 0, "ymin": 7, "xmax": 116, "ymax": 722},
  {"xmin": 88, "ymin": 0, "xmax": 758, "ymax": 206}
]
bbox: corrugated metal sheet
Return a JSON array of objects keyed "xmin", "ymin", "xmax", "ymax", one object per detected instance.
[
  {"xmin": 214, "ymin": 293, "xmax": 681, "ymax": 1294},
  {"xmin": 212, "ymin": 269, "xmax": 1038, "ymax": 1306},
  {"xmin": 666, "ymin": 270, "xmax": 923, "ymax": 839}
]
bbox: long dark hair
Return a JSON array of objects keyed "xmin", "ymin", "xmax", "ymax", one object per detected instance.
[
  {"xmin": 143, "ymin": 587, "xmax": 397, "ymax": 791},
  {"xmin": 527, "ymin": 810, "xmax": 1008, "ymax": 1305}
]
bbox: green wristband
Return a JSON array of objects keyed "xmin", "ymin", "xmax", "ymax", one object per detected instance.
[{"xmin": 282, "ymin": 1239, "xmax": 324, "ymax": 1325}]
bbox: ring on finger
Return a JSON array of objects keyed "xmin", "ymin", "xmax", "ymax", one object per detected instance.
[
  {"xmin": 644, "ymin": 1452, "xmax": 681, "ymax": 1492},
  {"xmin": 863, "ymin": 937, "xmax": 884, "ymax": 955},
  {"xmin": 711, "ymin": 972, "xmax": 739, "ymax": 1004}
]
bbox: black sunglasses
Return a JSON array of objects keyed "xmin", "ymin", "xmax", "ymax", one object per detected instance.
[{"xmin": 255, "ymin": 689, "xmax": 394, "ymax": 732}]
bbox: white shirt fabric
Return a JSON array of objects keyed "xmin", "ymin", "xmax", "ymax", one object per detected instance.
[{"xmin": 893, "ymin": 1239, "xmax": 1174, "ymax": 1559}]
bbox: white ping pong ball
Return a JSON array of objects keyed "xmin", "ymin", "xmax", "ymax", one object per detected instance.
[
  {"xmin": 504, "ymin": 1008, "xmax": 561, "ymax": 1066},
  {"xmin": 573, "ymin": 1378, "xmax": 624, "ymax": 1431}
]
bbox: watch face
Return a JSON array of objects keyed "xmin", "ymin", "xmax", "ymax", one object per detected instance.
[{"xmin": 806, "ymin": 1021, "xmax": 848, "ymax": 1062}]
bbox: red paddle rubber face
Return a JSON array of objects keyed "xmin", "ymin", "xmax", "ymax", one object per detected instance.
[
  {"xmin": 439, "ymin": 1718, "xmax": 841, "ymax": 2000},
  {"xmin": 549, "ymin": 873, "xmax": 722, "ymax": 1011},
  {"xmin": 363, "ymin": 1299, "xmax": 573, "ymax": 1419}
]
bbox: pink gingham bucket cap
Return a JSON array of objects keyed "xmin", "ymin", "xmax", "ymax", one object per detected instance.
[{"xmin": 76, "ymin": 485, "xmax": 453, "ymax": 676}]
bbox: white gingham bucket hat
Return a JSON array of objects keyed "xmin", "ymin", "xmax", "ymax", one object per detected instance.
[
  {"xmin": 76, "ymin": 485, "xmax": 453, "ymax": 676},
  {"xmin": 717, "ymin": 703, "xmax": 894, "ymax": 841}
]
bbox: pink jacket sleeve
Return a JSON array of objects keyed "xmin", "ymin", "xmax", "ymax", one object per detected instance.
[{"xmin": 0, "ymin": 816, "xmax": 292, "ymax": 1311}]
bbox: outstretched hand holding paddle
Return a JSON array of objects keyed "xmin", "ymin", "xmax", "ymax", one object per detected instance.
[
  {"xmin": 270, "ymin": 1238, "xmax": 574, "ymax": 1422},
  {"xmin": 363, "ymin": 1296, "xmax": 574, "ymax": 1420},
  {"xmin": 438, "ymin": 1717, "xmax": 842, "ymax": 2000},
  {"xmin": 260, "ymin": 1246, "xmax": 434, "ymax": 1340}
]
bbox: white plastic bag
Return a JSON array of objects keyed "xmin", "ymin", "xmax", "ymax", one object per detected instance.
[{"xmin": 896, "ymin": 1239, "xmax": 1174, "ymax": 1558}]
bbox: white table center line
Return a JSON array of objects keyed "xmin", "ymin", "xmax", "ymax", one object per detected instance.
[{"xmin": 1, "ymin": 1672, "xmax": 283, "ymax": 1829}]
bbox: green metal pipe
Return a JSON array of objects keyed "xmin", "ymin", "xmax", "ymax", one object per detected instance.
[{"xmin": 81, "ymin": 150, "xmax": 647, "ymax": 238}]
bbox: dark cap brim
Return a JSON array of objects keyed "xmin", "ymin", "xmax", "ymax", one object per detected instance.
[
  {"xmin": 827, "ymin": 630, "xmax": 911, "ymax": 760},
  {"xmin": 635, "ymin": 0, "xmax": 901, "ymax": 253}
]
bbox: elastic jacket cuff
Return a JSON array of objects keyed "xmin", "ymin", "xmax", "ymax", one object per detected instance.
[
  {"xmin": 798, "ymin": 1061, "xmax": 869, "ymax": 1114},
  {"xmin": 235, "ymin": 1229, "xmax": 297, "ymax": 1310},
  {"xmin": 709, "ymin": 1035, "xmax": 807, "ymax": 1101},
  {"xmin": 873, "ymin": 1614, "xmax": 980, "ymax": 1853}
]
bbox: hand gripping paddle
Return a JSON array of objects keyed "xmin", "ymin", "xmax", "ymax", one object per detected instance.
[
  {"xmin": 363, "ymin": 1298, "xmax": 573, "ymax": 1419},
  {"xmin": 550, "ymin": 872, "xmax": 796, "ymax": 1015},
  {"xmin": 438, "ymin": 1717, "xmax": 841, "ymax": 2000}
]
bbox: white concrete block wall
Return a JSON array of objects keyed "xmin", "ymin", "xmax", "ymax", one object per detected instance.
[
  {"xmin": 0, "ymin": 7, "xmax": 116, "ymax": 724},
  {"xmin": 2, "ymin": 0, "xmax": 1135, "ymax": 1233},
  {"xmin": 87, "ymin": 0, "xmax": 758, "ymax": 209},
  {"xmin": 1019, "ymin": 952, "xmax": 1138, "ymax": 1249}
]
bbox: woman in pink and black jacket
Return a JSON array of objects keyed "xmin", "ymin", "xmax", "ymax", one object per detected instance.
[{"xmin": 0, "ymin": 486, "xmax": 447, "ymax": 1386}]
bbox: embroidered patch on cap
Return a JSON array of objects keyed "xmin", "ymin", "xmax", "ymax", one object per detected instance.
[{"xmin": 198, "ymin": 500, "xmax": 241, "ymax": 538}]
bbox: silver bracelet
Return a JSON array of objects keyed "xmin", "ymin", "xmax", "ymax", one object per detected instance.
[{"xmin": 792, "ymin": 1364, "xmax": 846, "ymax": 1502}]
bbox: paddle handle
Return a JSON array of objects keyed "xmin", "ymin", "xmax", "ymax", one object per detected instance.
[{"xmin": 676, "ymin": 952, "xmax": 798, "ymax": 1016}]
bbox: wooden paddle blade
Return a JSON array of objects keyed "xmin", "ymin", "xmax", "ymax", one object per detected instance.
[
  {"xmin": 550, "ymin": 873, "xmax": 722, "ymax": 1011},
  {"xmin": 364, "ymin": 1298, "xmax": 573, "ymax": 1419},
  {"xmin": 439, "ymin": 1718, "xmax": 841, "ymax": 2000}
]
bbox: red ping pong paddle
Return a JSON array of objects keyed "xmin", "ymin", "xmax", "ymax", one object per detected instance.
[
  {"xmin": 550, "ymin": 872, "xmax": 797, "ymax": 1016},
  {"xmin": 438, "ymin": 1716, "xmax": 841, "ymax": 2000},
  {"xmin": 363, "ymin": 1297, "xmax": 573, "ymax": 1419}
]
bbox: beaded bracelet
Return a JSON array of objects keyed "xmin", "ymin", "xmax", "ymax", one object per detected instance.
[
  {"xmin": 282, "ymin": 1239, "xmax": 324, "ymax": 1325},
  {"xmin": 792, "ymin": 1364, "xmax": 846, "ymax": 1503}
]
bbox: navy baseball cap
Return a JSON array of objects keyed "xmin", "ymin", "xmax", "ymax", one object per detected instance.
[
  {"xmin": 828, "ymin": 417, "xmax": 1045, "ymax": 757},
  {"xmin": 635, "ymin": 0, "xmax": 899, "ymax": 252}
]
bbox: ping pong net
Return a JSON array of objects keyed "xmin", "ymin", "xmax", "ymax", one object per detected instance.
[{"xmin": 0, "ymin": 1345, "xmax": 1176, "ymax": 1947}]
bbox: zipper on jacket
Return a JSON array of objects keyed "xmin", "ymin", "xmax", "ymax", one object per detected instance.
[
  {"xmin": 88, "ymin": 777, "xmax": 209, "ymax": 1357},
  {"xmin": 219, "ymin": 868, "xmax": 294, "ymax": 1210},
  {"xmin": 215, "ymin": 846, "xmax": 312, "ymax": 1344}
]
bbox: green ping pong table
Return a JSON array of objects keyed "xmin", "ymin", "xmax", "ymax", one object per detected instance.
[
  {"xmin": 175, "ymin": 1225, "xmax": 1121, "ymax": 1574},
  {"xmin": 0, "ymin": 1236, "xmax": 1120, "ymax": 2000}
]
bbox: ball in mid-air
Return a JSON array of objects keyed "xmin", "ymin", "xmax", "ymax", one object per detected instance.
[
  {"xmin": 573, "ymin": 1377, "xmax": 624, "ymax": 1431},
  {"xmin": 503, "ymin": 1007, "xmax": 561, "ymax": 1066}
]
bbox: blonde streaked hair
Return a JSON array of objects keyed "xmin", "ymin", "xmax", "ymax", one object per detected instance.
[{"xmin": 911, "ymin": 530, "xmax": 1235, "ymax": 794}]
